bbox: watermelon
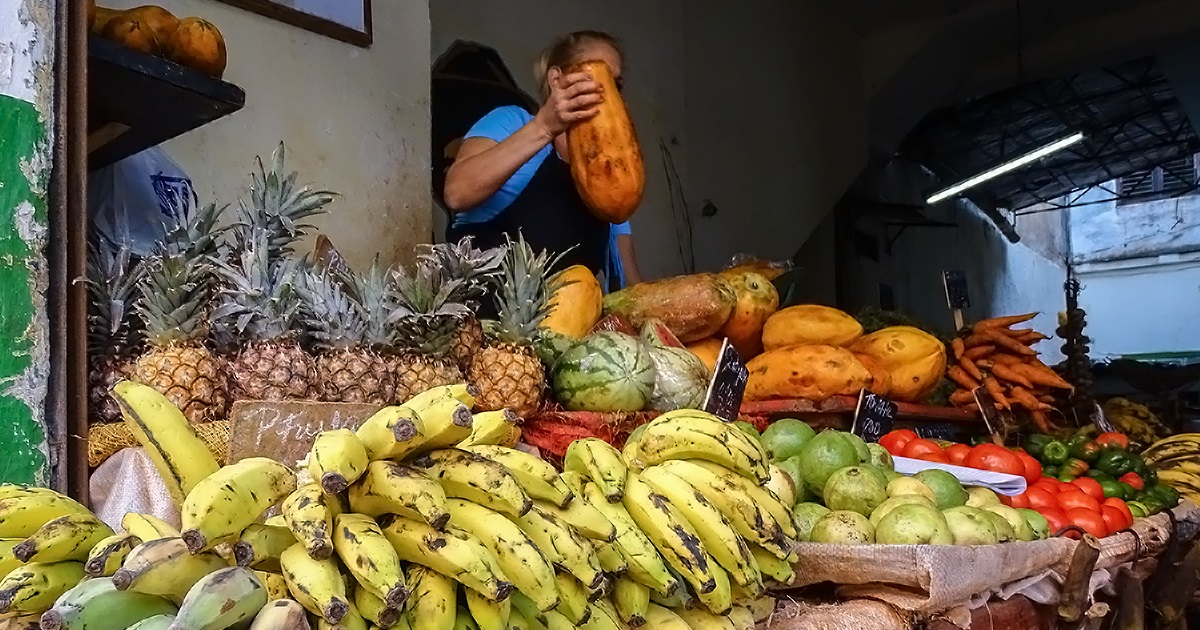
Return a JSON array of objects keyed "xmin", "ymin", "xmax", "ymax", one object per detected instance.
[
  {"xmin": 533, "ymin": 329, "xmax": 577, "ymax": 368},
  {"xmin": 552, "ymin": 331, "xmax": 657, "ymax": 412},
  {"xmin": 640, "ymin": 320, "xmax": 709, "ymax": 411}
]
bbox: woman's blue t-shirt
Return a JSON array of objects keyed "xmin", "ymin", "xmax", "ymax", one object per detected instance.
[{"xmin": 458, "ymin": 106, "xmax": 630, "ymax": 289}]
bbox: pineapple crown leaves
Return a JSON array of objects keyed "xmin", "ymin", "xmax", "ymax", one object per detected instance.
[
  {"xmin": 388, "ymin": 259, "xmax": 473, "ymax": 357},
  {"xmin": 209, "ymin": 229, "xmax": 307, "ymax": 343},
  {"xmin": 298, "ymin": 266, "xmax": 369, "ymax": 351},
  {"xmin": 345, "ymin": 255, "xmax": 402, "ymax": 349},
  {"xmin": 159, "ymin": 194, "xmax": 229, "ymax": 261},
  {"xmin": 416, "ymin": 237, "xmax": 505, "ymax": 308},
  {"xmin": 236, "ymin": 142, "xmax": 339, "ymax": 258},
  {"xmin": 134, "ymin": 252, "xmax": 214, "ymax": 346},
  {"xmin": 85, "ymin": 236, "xmax": 146, "ymax": 352},
  {"xmin": 491, "ymin": 233, "xmax": 569, "ymax": 345}
]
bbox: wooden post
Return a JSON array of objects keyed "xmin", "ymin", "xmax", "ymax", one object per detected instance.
[{"xmin": 1058, "ymin": 534, "xmax": 1101, "ymax": 623}]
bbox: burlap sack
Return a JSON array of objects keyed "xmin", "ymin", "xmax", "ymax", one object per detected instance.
[
  {"xmin": 757, "ymin": 598, "xmax": 912, "ymax": 630},
  {"xmin": 88, "ymin": 448, "xmax": 180, "ymax": 531}
]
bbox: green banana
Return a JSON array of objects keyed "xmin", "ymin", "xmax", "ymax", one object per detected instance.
[
  {"xmin": 181, "ymin": 457, "xmax": 297, "ymax": 553},
  {"xmin": 696, "ymin": 559, "xmax": 733, "ymax": 615},
  {"xmin": 0, "ymin": 561, "xmax": 85, "ymax": 615},
  {"xmin": 464, "ymin": 587, "xmax": 509, "ymax": 630},
  {"xmin": 348, "ymin": 461, "xmax": 451, "ymax": 530},
  {"xmin": 405, "ymin": 565, "xmax": 456, "ymax": 630},
  {"xmin": 506, "ymin": 506, "xmax": 604, "ymax": 591},
  {"xmin": 111, "ymin": 538, "xmax": 227, "ymax": 604},
  {"xmin": 407, "ymin": 449, "xmax": 532, "ymax": 518},
  {"xmin": 748, "ymin": 544, "xmax": 796, "ymax": 584},
  {"xmin": 84, "ymin": 532, "xmax": 142, "ymax": 577},
  {"xmin": 611, "ymin": 574, "xmax": 649, "ymax": 628},
  {"xmin": 378, "ymin": 515, "xmax": 512, "ymax": 602},
  {"xmin": 13, "ymin": 513, "xmax": 114, "ymax": 563},
  {"xmin": 37, "ymin": 576, "xmax": 177, "ymax": 630},
  {"xmin": 282, "ymin": 483, "xmax": 337, "ymax": 560},
  {"xmin": 126, "ymin": 615, "xmax": 177, "ymax": 630},
  {"xmin": 552, "ymin": 572, "xmax": 592, "ymax": 625},
  {"xmin": 581, "ymin": 482, "xmax": 677, "ymax": 597},
  {"xmin": 622, "ymin": 473, "xmax": 717, "ymax": 598},
  {"xmin": 249, "ymin": 599, "xmax": 311, "ymax": 630},
  {"xmin": 563, "ymin": 438, "xmax": 628, "ymax": 502},
  {"xmin": 461, "ymin": 446, "xmax": 574, "ymax": 508},
  {"xmin": 443, "ymin": 499, "xmax": 558, "ymax": 612},
  {"xmin": 333, "ymin": 514, "xmax": 407, "ymax": 607},
  {"xmin": 170, "ymin": 567, "xmax": 267, "ymax": 630},
  {"xmin": 233, "ymin": 524, "xmax": 296, "ymax": 571},
  {"xmin": 453, "ymin": 607, "xmax": 478, "ymax": 630},
  {"xmin": 279, "ymin": 542, "xmax": 350, "ymax": 623},
  {"xmin": 309, "ymin": 429, "xmax": 370, "ymax": 494}
]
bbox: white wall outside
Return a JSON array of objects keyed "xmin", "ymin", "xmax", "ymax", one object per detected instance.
[{"xmin": 1075, "ymin": 253, "xmax": 1200, "ymax": 357}]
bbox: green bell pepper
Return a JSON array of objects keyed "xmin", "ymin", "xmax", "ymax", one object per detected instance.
[
  {"xmin": 1061, "ymin": 458, "xmax": 1090, "ymax": 478},
  {"xmin": 1096, "ymin": 450, "xmax": 1135, "ymax": 476},
  {"xmin": 1057, "ymin": 471, "xmax": 1079, "ymax": 483},
  {"xmin": 1119, "ymin": 482, "xmax": 1136, "ymax": 500},
  {"xmin": 1126, "ymin": 501, "xmax": 1149, "ymax": 518},
  {"xmin": 1041, "ymin": 465, "xmax": 1059, "ymax": 478},
  {"xmin": 1145, "ymin": 484, "xmax": 1180, "ymax": 508},
  {"xmin": 1041, "ymin": 440, "xmax": 1070, "ymax": 465},
  {"xmin": 1084, "ymin": 468, "xmax": 1113, "ymax": 482},
  {"xmin": 1066, "ymin": 434, "xmax": 1090, "ymax": 450},
  {"xmin": 1069, "ymin": 440, "xmax": 1102, "ymax": 464},
  {"xmin": 1098, "ymin": 479, "xmax": 1126, "ymax": 500},
  {"xmin": 1023, "ymin": 434, "xmax": 1054, "ymax": 458}
]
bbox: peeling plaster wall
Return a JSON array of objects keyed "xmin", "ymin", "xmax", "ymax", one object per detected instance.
[{"xmin": 0, "ymin": 0, "xmax": 55, "ymax": 484}]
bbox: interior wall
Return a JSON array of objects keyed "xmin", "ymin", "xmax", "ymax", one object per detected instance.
[{"xmin": 103, "ymin": 0, "xmax": 432, "ymax": 270}]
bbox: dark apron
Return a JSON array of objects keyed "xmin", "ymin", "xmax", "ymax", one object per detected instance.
[{"xmin": 447, "ymin": 151, "xmax": 609, "ymax": 277}]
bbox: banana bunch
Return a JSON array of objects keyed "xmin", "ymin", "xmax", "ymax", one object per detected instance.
[
  {"xmin": 1103, "ymin": 397, "xmax": 1169, "ymax": 445},
  {"xmin": 1144, "ymin": 433, "xmax": 1200, "ymax": 505}
]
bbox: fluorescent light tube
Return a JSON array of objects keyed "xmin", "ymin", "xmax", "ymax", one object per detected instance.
[{"xmin": 926, "ymin": 132, "xmax": 1086, "ymax": 205}]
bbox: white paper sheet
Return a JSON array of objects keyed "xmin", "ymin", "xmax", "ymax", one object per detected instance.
[{"xmin": 892, "ymin": 456, "xmax": 1028, "ymax": 496}]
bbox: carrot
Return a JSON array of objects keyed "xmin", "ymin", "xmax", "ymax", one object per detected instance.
[
  {"xmin": 982, "ymin": 377, "xmax": 1010, "ymax": 410},
  {"xmin": 949, "ymin": 389, "xmax": 976, "ymax": 407},
  {"xmin": 991, "ymin": 363, "xmax": 1033, "ymax": 389},
  {"xmin": 1016, "ymin": 330, "xmax": 1050, "ymax": 344},
  {"xmin": 1038, "ymin": 394, "xmax": 1057, "ymax": 405},
  {"xmin": 1030, "ymin": 409, "xmax": 1055, "ymax": 433},
  {"xmin": 963, "ymin": 345, "xmax": 995, "ymax": 360},
  {"xmin": 963, "ymin": 334, "xmax": 991, "ymax": 348},
  {"xmin": 958, "ymin": 357, "xmax": 983, "ymax": 382},
  {"xmin": 1010, "ymin": 362, "xmax": 1073, "ymax": 390},
  {"xmin": 980, "ymin": 329, "xmax": 1037, "ymax": 356},
  {"xmin": 1009, "ymin": 386, "xmax": 1051, "ymax": 411},
  {"xmin": 975, "ymin": 359, "xmax": 994, "ymax": 370},
  {"xmin": 972, "ymin": 312, "xmax": 1038, "ymax": 331},
  {"xmin": 1000, "ymin": 327, "xmax": 1033, "ymax": 338},
  {"xmin": 947, "ymin": 365, "xmax": 981, "ymax": 391},
  {"xmin": 990, "ymin": 353, "xmax": 1024, "ymax": 366},
  {"xmin": 951, "ymin": 338, "xmax": 965, "ymax": 361}
]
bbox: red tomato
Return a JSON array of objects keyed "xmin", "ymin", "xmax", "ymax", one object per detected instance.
[
  {"xmin": 1119, "ymin": 472, "xmax": 1145, "ymax": 491},
  {"xmin": 901, "ymin": 438, "xmax": 943, "ymax": 459},
  {"xmin": 916, "ymin": 451, "xmax": 949, "ymax": 464},
  {"xmin": 1103, "ymin": 498, "xmax": 1134, "ymax": 525},
  {"xmin": 1015, "ymin": 452, "xmax": 1043, "ymax": 485},
  {"xmin": 1026, "ymin": 487, "xmax": 1057, "ymax": 511},
  {"xmin": 1040, "ymin": 509, "xmax": 1071, "ymax": 536},
  {"xmin": 1070, "ymin": 478, "xmax": 1105, "ymax": 501},
  {"xmin": 1095, "ymin": 432, "xmax": 1130, "ymax": 450},
  {"xmin": 1057, "ymin": 490, "xmax": 1101, "ymax": 513},
  {"xmin": 943, "ymin": 443, "xmax": 972, "ymax": 466},
  {"xmin": 1100, "ymin": 506, "xmax": 1130, "ymax": 533},
  {"xmin": 1067, "ymin": 508, "xmax": 1109, "ymax": 538},
  {"xmin": 1003, "ymin": 492, "xmax": 1031, "ymax": 509},
  {"xmin": 1033, "ymin": 478, "xmax": 1061, "ymax": 494},
  {"xmin": 879, "ymin": 430, "xmax": 917, "ymax": 456},
  {"xmin": 965, "ymin": 444, "xmax": 1025, "ymax": 477}
]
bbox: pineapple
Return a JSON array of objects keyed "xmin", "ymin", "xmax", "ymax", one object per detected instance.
[
  {"xmin": 231, "ymin": 142, "xmax": 337, "ymax": 260},
  {"xmin": 468, "ymin": 235, "xmax": 566, "ymax": 417},
  {"xmin": 424, "ymin": 237, "xmax": 504, "ymax": 370},
  {"xmin": 388, "ymin": 258, "xmax": 472, "ymax": 403},
  {"xmin": 133, "ymin": 197, "xmax": 228, "ymax": 424},
  {"xmin": 300, "ymin": 268, "xmax": 396, "ymax": 404},
  {"xmin": 211, "ymin": 230, "xmax": 315, "ymax": 401},
  {"xmin": 86, "ymin": 239, "xmax": 146, "ymax": 423}
]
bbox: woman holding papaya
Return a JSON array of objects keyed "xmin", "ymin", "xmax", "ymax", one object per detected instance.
[{"xmin": 443, "ymin": 30, "xmax": 641, "ymax": 288}]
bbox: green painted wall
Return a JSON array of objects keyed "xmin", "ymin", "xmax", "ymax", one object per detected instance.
[{"xmin": 0, "ymin": 94, "xmax": 49, "ymax": 484}]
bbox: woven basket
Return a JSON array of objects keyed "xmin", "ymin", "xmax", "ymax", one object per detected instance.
[{"xmin": 87, "ymin": 420, "xmax": 231, "ymax": 468}]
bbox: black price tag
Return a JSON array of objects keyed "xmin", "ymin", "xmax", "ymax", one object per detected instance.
[
  {"xmin": 703, "ymin": 339, "xmax": 749, "ymax": 422},
  {"xmin": 851, "ymin": 389, "xmax": 897, "ymax": 443},
  {"xmin": 943, "ymin": 270, "xmax": 971, "ymax": 309},
  {"xmin": 916, "ymin": 423, "xmax": 956, "ymax": 441},
  {"xmin": 972, "ymin": 386, "xmax": 1001, "ymax": 436}
]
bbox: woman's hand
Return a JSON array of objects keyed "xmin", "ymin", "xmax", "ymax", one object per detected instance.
[{"xmin": 534, "ymin": 67, "xmax": 603, "ymax": 138}]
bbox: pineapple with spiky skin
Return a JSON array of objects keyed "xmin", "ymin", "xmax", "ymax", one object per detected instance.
[
  {"xmin": 388, "ymin": 258, "xmax": 472, "ymax": 403},
  {"xmin": 301, "ymin": 268, "xmax": 396, "ymax": 404},
  {"xmin": 211, "ymin": 229, "xmax": 315, "ymax": 401},
  {"xmin": 86, "ymin": 239, "xmax": 146, "ymax": 423},
  {"xmin": 424, "ymin": 238, "xmax": 504, "ymax": 371},
  {"xmin": 468, "ymin": 235, "xmax": 566, "ymax": 417}
]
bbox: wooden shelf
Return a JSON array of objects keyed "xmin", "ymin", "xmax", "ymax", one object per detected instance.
[{"xmin": 87, "ymin": 36, "xmax": 245, "ymax": 170}]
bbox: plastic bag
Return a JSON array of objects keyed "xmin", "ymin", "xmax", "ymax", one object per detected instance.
[
  {"xmin": 89, "ymin": 448, "xmax": 180, "ymax": 530},
  {"xmin": 721, "ymin": 254, "xmax": 795, "ymax": 280},
  {"xmin": 89, "ymin": 146, "xmax": 195, "ymax": 256}
]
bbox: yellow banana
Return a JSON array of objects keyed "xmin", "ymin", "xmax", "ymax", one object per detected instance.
[
  {"xmin": 457, "ymin": 410, "xmax": 520, "ymax": 449},
  {"xmin": 355, "ymin": 406, "xmax": 425, "ymax": 461},
  {"xmin": 552, "ymin": 572, "xmax": 592, "ymax": 625},
  {"xmin": 280, "ymin": 542, "xmax": 350, "ymax": 623},
  {"xmin": 505, "ymin": 610, "xmax": 534, "ymax": 630},
  {"xmin": 640, "ymin": 465, "xmax": 758, "ymax": 588},
  {"xmin": 121, "ymin": 513, "xmax": 180, "ymax": 542},
  {"xmin": 444, "ymin": 499, "xmax": 558, "ymax": 612},
  {"xmin": 731, "ymin": 577, "xmax": 766, "ymax": 605},
  {"xmin": 461, "ymin": 446, "xmax": 573, "ymax": 509},
  {"xmin": 333, "ymin": 513, "xmax": 408, "ymax": 607},
  {"xmin": 317, "ymin": 600, "xmax": 368, "ymax": 630},
  {"xmin": 508, "ymin": 592, "xmax": 572, "ymax": 630},
  {"xmin": 249, "ymin": 599, "xmax": 311, "ymax": 630},
  {"xmin": 171, "ymin": 567, "xmax": 268, "ymax": 630},
  {"xmin": 0, "ymin": 492, "xmax": 91, "ymax": 539},
  {"xmin": 581, "ymin": 482, "xmax": 677, "ymax": 597},
  {"xmin": 584, "ymin": 601, "xmax": 624, "ymax": 630},
  {"xmin": 255, "ymin": 572, "xmax": 290, "ymax": 601},
  {"xmin": 649, "ymin": 566, "xmax": 693, "ymax": 609},
  {"xmin": 0, "ymin": 485, "xmax": 58, "ymax": 501},
  {"xmin": 506, "ymin": 506, "xmax": 604, "ymax": 591},
  {"xmin": 0, "ymin": 539, "xmax": 25, "ymax": 581},
  {"xmin": 611, "ymin": 574, "xmax": 648, "ymax": 628},
  {"xmin": 282, "ymin": 483, "xmax": 337, "ymax": 560},
  {"xmin": 532, "ymin": 498, "xmax": 615, "ymax": 543},
  {"xmin": 112, "ymin": 380, "xmax": 221, "ymax": 505},
  {"xmin": 405, "ymin": 565, "xmax": 456, "ymax": 630},
  {"xmin": 405, "ymin": 400, "xmax": 476, "ymax": 455},
  {"xmin": 310, "ymin": 429, "xmax": 370, "ymax": 494},
  {"xmin": 748, "ymin": 544, "xmax": 796, "ymax": 584},
  {"xmin": 233, "ymin": 524, "xmax": 296, "ymax": 571},
  {"xmin": 181, "ymin": 457, "xmax": 296, "ymax": 553},
  {"xmin": 642, "ymin": 604, "xmax": 692, "ymax": 630},
  {"xmin": 402, "ymin": 383, "xmax": 477, "ymax": 411},
  {"xmin": 84, "ymin": 532, "xmax": 142, "ymax": 577},
  {"xmin": 354, "ymin": 584, "xmax": 401, "ymax": 628},
  {"xmin": 591, "ymin": 540, "xmax": 628, "ymax": 575},
  {"xmin": 697, "ymin": 559, "xmax": 733, "ymax": 615},
  {"xmin": 407, "ymin": 449, "xmax": 532, "ymax": 518},
  {"xmin": 111, "ymin": 537, "xmax": 228, "ymax": 604},
  {"xmin": 563, "ymin": 438, "xmax": 628, "ymax": 502},
  {"xmin": 630, "ymin": 413, "xmax": 769, "ymax": 483},
  {"xmin": 13, "ymin": 513, "xmax": 114, "ymax": 564},
  {"xmin": 464, "ymin": 587, "xmax": 509, "ymax": 630},
  {"xmin": 675, "ymin": 606, "xmax": 735, "ymax": 630},
  {"xmin": 0, "ymin": 561, "xmax": 85, "ymax": 615},
  {"xmin": 728, "ymin": 606, "xmax": 755, "ymax": 630},
  {"xmin": 622, "ymin": 473, "xmax": 717, "ymax": 599},
  {"xmin": 764, "ymin": 464, "xmax": 797, "ymax": 507},
  {"xmin": 378, "ymin": 515, "xmax": 512, "ymax": 602},
  {"xmin": 348, "ymin": 461, "xmax": 451, "ymax": 530}
]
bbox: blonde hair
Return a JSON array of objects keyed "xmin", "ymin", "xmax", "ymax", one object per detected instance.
[{"xmin": 534, "ymin": 31, "xmax": 623, "ymax": 97}]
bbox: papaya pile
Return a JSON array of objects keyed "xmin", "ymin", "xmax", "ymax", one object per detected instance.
[{"xmin": 92, "ymin": 3, "xmax": 227, "ymax": 78}]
